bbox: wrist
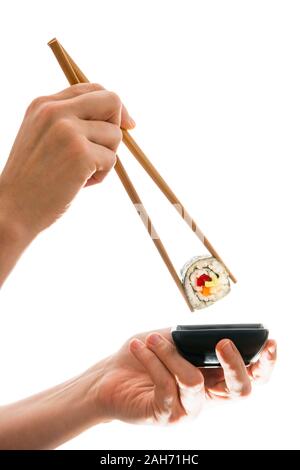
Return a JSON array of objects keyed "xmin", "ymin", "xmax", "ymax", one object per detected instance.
[
  {"xmin": 83, "ymin": 357, "xmax": 114, "ymax": 424},
  {"xmin": 0, "ymin": 188, "xmax": 36, "ymax": 247},
  {"xmin": 0, "ymin": 212, "xmax": 31, "ymax": 250},
  {"xmin": 0, "ymin": 367, "xmax": 112, "ymax": 449},
  {"xmin": 0, "ymin": 189, "xmax": 36, "ymax": 286}
]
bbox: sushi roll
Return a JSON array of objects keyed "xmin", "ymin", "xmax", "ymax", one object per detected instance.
[{"xmin": 181, "ymin": 256, "xmax": 230, "ymax": 311}]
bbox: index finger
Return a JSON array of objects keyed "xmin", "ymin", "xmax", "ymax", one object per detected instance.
[
  {"xmin": 146, "ymin": 333, "xmax": 204, "ymax": 387},
  {"xmin": 146, "ymin": 333, "xmax": 205, "ymax": 416},
  {"xmin": 66, "ymin": 89, "xmax": 135, "ymax": 129},
  {"xmin": 67, "ymin": 90, "xmax": 122, "ymax": 124}
]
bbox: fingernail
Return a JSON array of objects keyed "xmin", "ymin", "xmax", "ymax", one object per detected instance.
[
  {"xmin": 131, "ymin": 339, "xmax": 144, "ymax": 351},
  {"xmin": 128, "ymin": 117, "xmax": 136, "ymax": 128},
  {"xmin": 221, "ymin": 340, "xmax": 234, "ymax": 356},
  {"xmin": 267, "ymin": 344, "xmax": 276, "ymax": 356},
  {"xmin": 148, "ymin": 334, "xmax": 162, "ymax": 346}
]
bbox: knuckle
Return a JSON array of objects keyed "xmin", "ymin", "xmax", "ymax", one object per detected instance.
[
  {"xmin": 37, "ymin": 101, "xmax": 61, "ymax": 123},
  {"xmin": 161, "ymin": 378, "xmax": 176, "ymax": 395},
  {"xmin": 89, "ymin": 82, "xmax": 104, "ymax": 92},
  {"xmin": 72, "ymin": 83, "xmax": 103, "ymax": 95},
  {"xmin": 53, "ymin": 116, "xmax": 74, "ymax": 132},
  {"xmin": 110, "ymin": 125, "xmax": 123, "ymax": 149},
  {"xmin": 101, "ymin": 151, "xmax": 117, "ymax": 171},
  {"xmin": 26, "ymin": 96, "xmax": 49, "ymax": 115},
  {"xmin": 225, "ymin": 363, "xmax": 239, "ymax": 375},
  {"xmin": 69, "ymin": 84, "xmax": 88, "ymax": 96},
  {"xmin": 69, "ymin": 135, "xmax": 89, "ymax": 158},
  {"xmin": 115, "ymin": 125, "xmax": 123, "ymax": 142},
  {"xmin": 50, "ymin": 117, "xmax": 75, "ymax": 142},
  {"xmin": 107, "ymin": 90, "xmax": 122, "ymax": 110},
  {"xmin": 181, "ymin": 373, "xmax": 204, "ymax": 389},
  {"xmin": 161, "ymin": 341, "xmax": 176, "ymax": 355},
  {"xmin": 238, "ymin": 382, "xmax": 252, "ymax": 398},
  {"xmin": 60, "ymin": 133, "xmax": 90, "ymax": 168}
]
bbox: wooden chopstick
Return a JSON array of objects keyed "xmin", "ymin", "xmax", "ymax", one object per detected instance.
[
  {"xmin": 122, "ymin": 130, "xmax": 237, "ymax": 283},
  {"xmin": 48, "ymin": 38, "xmax": 192, "ymax": 310},
  {"xmin": 114, "ymin": 158, "xmax": 192, "ymax": 310},
  {"xmin": 49, "ymin": 39, "xmax": 236, "ymax": 284}
]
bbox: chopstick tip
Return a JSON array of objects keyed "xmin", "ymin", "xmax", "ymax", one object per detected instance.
[{"xmin": 47, "ymin": 37, "xmax": 58, "ymax": 46}]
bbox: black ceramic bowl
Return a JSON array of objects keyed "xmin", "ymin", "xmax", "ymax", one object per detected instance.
[{"xmin": 171, "ymin": 324, "xmax": 269, "ymax": 367}]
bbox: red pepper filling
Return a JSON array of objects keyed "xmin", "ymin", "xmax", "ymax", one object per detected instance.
[{"xmin": 196, "ymin": 274, "xmax": 212, "ymax": 287}]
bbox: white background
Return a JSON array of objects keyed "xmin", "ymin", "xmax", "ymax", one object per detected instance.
[{"xmin": 0, "ymin": 0, "xmax": 299, "ymax": 450}]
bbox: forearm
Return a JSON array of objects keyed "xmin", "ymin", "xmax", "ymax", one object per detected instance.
[{"xmin": 0, "ymin": 369, "xmax": 104, "ymax": 449}]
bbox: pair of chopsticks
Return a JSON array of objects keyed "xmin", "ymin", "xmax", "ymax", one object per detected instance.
[{"xmin": 47, "ymin": 38, "xmax": 236, "ymax": 311}]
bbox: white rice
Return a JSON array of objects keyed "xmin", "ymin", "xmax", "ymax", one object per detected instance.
[{"xmin": 181, "ymin": 255, "xmax": 230, "ymax": 311}]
